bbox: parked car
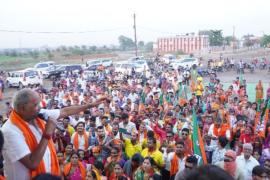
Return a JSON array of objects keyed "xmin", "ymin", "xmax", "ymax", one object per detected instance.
[
  {"xmin": 114, "ymin": 62, "xmax": 136, "ymax": 75},
  {"xmin": 6, "ymin": 68, "xmax": 43, "ymax": 88},
  {"xmin": 47, "ymin": 64, "xmax": 82, "ymax": 79},
  {"xmin": 131, "ymin": 60, "xmax": 150, "ymax": 73},
  {"xmin": 128, "ymin": 56, "xmax": 145, "ymax": 62},
  {"xmin": 86, "ymin": 59, "xmax": 113, "ymax": 69},
  {"xmin": 41, "ymin": 65, "xmax": 60, "ymax": 78},
  {"xmin": 34, "ymin": 61, "xmax": 55, "ymax": 77},
  {"xmin": 170, "ymin": 57, "xmax": 199, "ymax": 69},
  {"xmin": 86, "ymin": 60, "xmax": 102, "ymax": 67},
  {"xmin": 101, "ymin": 58, "xmax": 113, "ymax": 67},
  {"xmin": 162, "ymin": 54, "xmax": 176, "ymax": 64}
]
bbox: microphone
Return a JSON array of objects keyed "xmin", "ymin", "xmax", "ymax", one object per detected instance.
[{"xmin": 37, "ymin": 112, "xmax": 65, "ymax": 132}]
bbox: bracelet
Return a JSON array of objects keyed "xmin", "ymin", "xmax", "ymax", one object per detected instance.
[{"xmin": 42, "ymin": 133, "xmax": 52, "ymax": 140}]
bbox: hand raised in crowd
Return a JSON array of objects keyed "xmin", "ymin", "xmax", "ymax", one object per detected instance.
[{"xmin": 96, "ymin": 95, "xmax": 111, "ymax": 103}]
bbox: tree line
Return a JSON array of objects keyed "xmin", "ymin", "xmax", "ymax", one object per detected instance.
[{"xmin": 200, "ymin": 30, "xmax": 270, "ymax": 48}]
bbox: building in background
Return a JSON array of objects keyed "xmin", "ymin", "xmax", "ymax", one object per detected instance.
[{"xmin": 156, "ymin": 34, "xmax": 209, "ymax": 54}]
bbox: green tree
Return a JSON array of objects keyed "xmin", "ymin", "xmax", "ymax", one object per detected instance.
[
  {"xmin": 89, "ymin": 46, "xmax": 97, "ymax": 52},
  {"xmin": 261, "ymin": 34, "xmax": 270, "ymax": 47},
  {"xmin": 138, "ymin": 41, "xmax": 145, "ymax": 49},
  {"xmin": 81, "ymin": 45, "xmax": 87, "ymax": 50},
  {"xmin": 224, "ymin": 36, "xmax": 234, "ymax": 46},
  {"xmin": 145, "ymin": 42, "xmax": 153, "ymax": 51},
  {"xmin": 118, "ymin": 35, "xmax": 135, "ymax": 50},
  {"xmin": 30, "ymin": 50, "xmax": 39, "ymax": 59},
  {"xmin": 60, "ymin": 45, "xmax": 67, "ymax": 51},
  {"xmin": 48, "ymin": 53, "xmax": 54, "ymax": 59},
  {"xmin": 10, "ymin": 50, "xmax": 18, "ymax": 57},
  {"xmin": 209, "ymin": 30, "xmax": 224, "ymax": 46}
]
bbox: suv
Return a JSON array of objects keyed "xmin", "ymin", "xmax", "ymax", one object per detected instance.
[
  {"xmin": 101, "ymin": 59, "xmax": 113, "ymax": 67},
  {"xmin": 170, "ymin": 57, "xmax": 199, "ymax": 69},
  {"xmin": 34, "ymin": 61, "xmax": 55, "ymax": 77},
  {"xmin": 6, "ymin": 68, "xmax": 43, "ymax": 88},
  {"xmin": 47, "ymin": 64, "xmax": 82, "ymax": 79},
  {"xmin": 86, "ymin": 59, "xmax": 113, "ymax": 69}
]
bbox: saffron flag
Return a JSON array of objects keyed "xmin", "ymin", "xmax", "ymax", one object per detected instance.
[
  {"xmin": 192, "ymin": 108, "xmax": 207, "ymax": 165},
  {"xmin": 262, "ymin": 100, "xmax": 270, "ymax": 137}
]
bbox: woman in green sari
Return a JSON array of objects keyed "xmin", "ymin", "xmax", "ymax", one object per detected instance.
[{"xmin": 134, "ymin": 157, "xmax": 161, "ymax": 180}]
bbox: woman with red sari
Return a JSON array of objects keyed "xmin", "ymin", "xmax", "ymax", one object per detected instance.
[{"xmin": 239, "ymin": 125, "xmax": 254, "ymax": 153}]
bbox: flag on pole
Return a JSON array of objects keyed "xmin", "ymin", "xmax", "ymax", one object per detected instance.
[
  {"xmin": 239, "ymin": 69, "xmax": 244, "ymax": 86},
  {"xmin": 262, "ymin": 100, "xmax": 270, "ymax": 137},
  {"xmin": 159, "ymin": 92, "xmax": 164, "ymax": 106},
  {"xmin": 192, "ymin": 108, "xmax": 207, "ymax": 165},
  {"xmin": 254, "ymin": 101, "xmax": 261, "ymax": 134},
  {"xmin": 177, "ymin": 83, "xmax": 183, "ymax": 99}
]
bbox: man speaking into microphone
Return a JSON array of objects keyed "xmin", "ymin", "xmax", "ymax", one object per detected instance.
[{"xmin": 1, "ymin": 88, "xmax": 109, "ymax": 180}]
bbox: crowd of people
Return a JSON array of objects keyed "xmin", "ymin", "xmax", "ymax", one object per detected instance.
[{"xmin": 0, "ymin": 57, "xmax": 270, "ymax": 180}]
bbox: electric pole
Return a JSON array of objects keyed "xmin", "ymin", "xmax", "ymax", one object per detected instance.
[
  {"xmin": 133, "ymin": 13, "xmax": 138, "ymax": 56},
  {"xmin": 233, "ymin": 26, "xmax": 235, "ymax": 53}
]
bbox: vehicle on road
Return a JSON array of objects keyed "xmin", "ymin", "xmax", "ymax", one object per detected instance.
[{"xmin": 6, "ymin": 68, "xmax": 43, "ymax": 88}]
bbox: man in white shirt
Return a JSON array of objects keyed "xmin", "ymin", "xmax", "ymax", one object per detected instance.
[
  {"xmin": 119, "ymin": 113, "xmax": 137, "ymax": 139},
  {"xmin": 236, "ymin": 143, "xmax": 259, "ymax": 180},
  {"xmin": 2, "ymin": 89, "xmax": 108, "ymax": 180},
  {"xmin": 128, "ymin": 89, "xmax": 139, "ymax": 103}
]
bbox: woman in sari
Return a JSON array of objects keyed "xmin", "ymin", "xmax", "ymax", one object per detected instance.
[
  {"xmin": 256, "ymin": 80, "xmax": 264, "ymax": 103},
  {"xmin": 63, "ymin": 152, "xmax": 86, "ymax": 180},
  {"xmin": 64, "ymin": 144, "xmax": 74, "ymax": 163},
  {"xmin": 105, "ymin": 147, "xmax": 125, "ymax": 178},
  {"xmin": 134, "ymin": 157, "xmax": 161, "ymax": 180},
  {"xmin": 108, "ymin": 162, "xmax": 129, "ymax": 180}
]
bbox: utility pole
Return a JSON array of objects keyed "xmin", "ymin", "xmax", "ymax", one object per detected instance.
[
  {"xmin": 233, "ymin": 26, "xmax": 235, "ymax": 53},
  {"xmin": 133, "ymin": 13, "xmax": 138, "ymax": 56}
]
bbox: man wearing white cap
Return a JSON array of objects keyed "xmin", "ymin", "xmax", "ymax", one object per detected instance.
[{"xmin": 236, "ymin": 143, "xmax": 259, "ymax": 180}]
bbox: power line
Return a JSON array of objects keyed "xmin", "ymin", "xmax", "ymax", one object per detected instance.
[
  {"xmin": 137, "ymin": 26, "xmax": 182, "ymax": 35},
  {"xmin": 0, "ymin": 27, "xmax": 130, "ymax": 34}
]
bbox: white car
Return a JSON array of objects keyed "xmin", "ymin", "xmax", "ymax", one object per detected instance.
[
  {"xmin": 114, "ymin": 62, "xmax": 136, "ymax": 75},
  {"xmin": 101, "ymin": 58, "xmax": 113, "ymax": 67},
  {"xmin": 86, "ymin": 59, "xmax": 113, "ymax": 68},
  {"xmin": 34, "ymin": 61, "xmax": 55, "ymax": 78},
  {"xmin": 6, "ymin": 69, "xmax": 43, "ymax": 88},
  {"xmin": 128, "ymin": 56, "xmax": 145, "ymax": 62},
  {"xmin": 162, "ymin": 54, "xmax": 176, "ymax": 64},
  {"xmin": 131, "ymin": 60, "xmax": 150, "ymax": 73},
  {"xmin": 170, "ymin": 57, "xmax": 199, "ymax": 69},
  {"xmin": 86, "ymin": 59, "xmax": 102, "ymax": 67}
]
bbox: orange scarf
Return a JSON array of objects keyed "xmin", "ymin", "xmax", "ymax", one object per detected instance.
[
  {"xmin": 10, "ymin": 110, "xmax": 60, "ymax": 178},
  {"xmin": 213, "ymin": 124, "xmax": 229, "ymax": 137},
  {"xmin": 170, "ymin": 153, "xmax": 179, "ymax": 176},
  {"xmin": 73, "ymin": 131, "xmax": 89, "ymax": 151},
  {"xmin": 63, "ymin": 162, "xmax": 86, "ymax": 180}
]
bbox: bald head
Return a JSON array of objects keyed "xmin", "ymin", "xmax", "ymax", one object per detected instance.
[{"xmin": 13, "ymin": 89, "xmax": 39, "ymax": 112}]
